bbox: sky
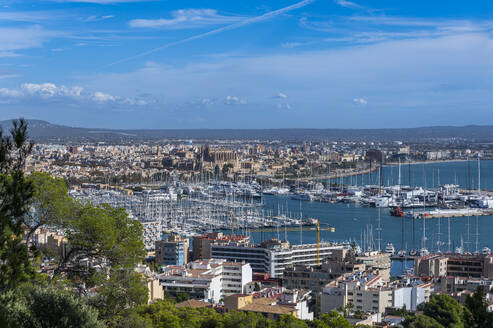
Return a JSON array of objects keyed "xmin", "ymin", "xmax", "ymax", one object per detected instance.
[{"xmin": 1, "ymin": 0, "xmax": 493, "ymax": 129}]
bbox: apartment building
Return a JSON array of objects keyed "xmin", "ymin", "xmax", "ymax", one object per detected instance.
[
  {"xmin": 192, "ymin": 232, "xmax": 249, "ymax": 260},
  {"xmin": 224, "ymin": 294, "xmax": 299, "ymax": 320},
  {"xmin": 282, "ymin": 249, "xmax": 366, "ymax": 292},
  {"xmin": 321, "ymin": 274, "xmax": 392, "ymax": 314},
  {"xmin": 211, "ymin": 238, "xmax": 350, "ymax": 278},
  {"xmin": 414, "ymin": 254, "xmax": 448, "ymax": 277},
  {"xmin": 159, "ymin": 259, "xmax": 252, "ymax": 303},
  {"xmin": 320, "ymin": 273, "xmax": 427, "ymax": 314},
  {"xmin": 415, "ymin": 253, "xmax": 493, "ymax": 279},
  {"xmin": 155, "ymin": 233, "xmax": 189, "ymax": 266}
]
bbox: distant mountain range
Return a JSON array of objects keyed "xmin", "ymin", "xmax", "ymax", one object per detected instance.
[{"xmin": 2, "ymin": 119, "xmax": 493, "ymax": 142}]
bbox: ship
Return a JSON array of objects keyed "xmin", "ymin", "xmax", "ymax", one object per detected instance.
[
  {"xmin": 385, "ymin": 243, "xmax": 396, "ymax": 255},
  {"xmin": 291, "ymin": 191, "xmax": 313, "ymax": 201},
  {"xmin": 390, "ymin": 207, "xmax": 406, "ymax": 217},
  {"xmin": 397, "ymin": 249, "xmax": 407, "ymax": 257}
]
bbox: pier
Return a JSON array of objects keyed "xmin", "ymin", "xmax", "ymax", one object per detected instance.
[
  {"xmin": 411, "ymin": 209, "xmax": 493, "ymax": 219},
  {"xmin": 390, "ymin": 255, "xmax": 418, "ymax": 261}
]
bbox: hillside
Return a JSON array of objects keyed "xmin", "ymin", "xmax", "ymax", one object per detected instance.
[{"xmin": 2, "ymin": 119, "xmax": 493, "ymax": 142}]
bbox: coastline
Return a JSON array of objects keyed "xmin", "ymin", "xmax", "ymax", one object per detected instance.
[
  {"xmin": 384, "ymin": 159, "xmax": 469, "ymax": 166},
  {"xmin": 295, "ymin": 158, "xmax": 490, "ymax": 181}
]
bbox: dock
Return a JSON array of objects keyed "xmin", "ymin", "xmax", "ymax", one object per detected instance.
[
  {"xmin": 390, "ymin": 255, "xmax": 419, "ymax": 261},
  {"xmin": 411, "ymin": 209, "xmax": 493, "ymax": 219}
]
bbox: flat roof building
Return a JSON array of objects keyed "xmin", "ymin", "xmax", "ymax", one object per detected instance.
[
  {"xmin": 211, "ymin": 238, "xmax": 350, "ymax": 278},
  {"xmin": 192, "ymin": 232, "xmax": 249, "ymax": 260},
  {"xmin": 159, "ymin": 258, "xmax": 252, "ymax": 303},
  {"xmin": 155, "ymin": 232, "xmax": 189, "ymax": 266}
]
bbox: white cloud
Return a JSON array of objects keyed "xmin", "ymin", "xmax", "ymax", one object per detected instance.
[
  {"xmin": 0, "ymin": 26, "xmax": 64, "ymax": 57},
  {"xmin": 277, "ymin": 92, "xmax": 288, "ymax": 99},
  {"xmin": 200, "ymin": 98, "xmax": 215, "ymax": 106},
  {"xmin": 0, "ymin": 83, "xmax": 148, "ymax": 106},
  {"xmin": 70, "ymin": 32, "xmax": 493, "ymax": 127},
  {"xmin": 224, "ymin": 95, "xmax": 247, "ymax": 105},
  {"xmin": 55, "ymin": 0, "xmax": 148, "ymax": 3},
  {"xmin": 129, "ymin": 9, "xmax": 244, "ymax": 29},
  {"xmin": 21, "ymin": 83, "xmax": 83, "ymax": 98},
  {"xmin": 92, "ymin": 91, "xmax": 115, "ymax": 103},
  {"xmin": 0, "ymin": 74, "xmax": 20, "ymax": 80},
  {"xmin": 0, "ymin": 11, "xmax": 53, "ymax": 22},
  {"xmin": 281, "ymin": 42, "xmax": 303, "ymax": 48},
  {"xmin": 334, "ymin": 0, "xmax": 362, "ymax": 9},
  {"xmin": 191, "ymin": 96, "xmax": 247, "ymax": 107},
  {"xmin": 352, "ymin": 98, "xmax": 368, "ymax": 106},
  {"xmin": 297, "ymin": 15, "xmax": 493, "ymax": 46},
  {"xmin": 109, "ymin": 0, "xmax": 315, "ymax": 66},
  {"xmin": 84, "ymin": 15, "xmax": 115, "ymax": 22},
  {"xmin": 0, "ymin": 88, "xmax": 23, "ymax": 98},
  {"xmin": 277, "ymin": 103, "xmax": 292, "ymax": 110}
]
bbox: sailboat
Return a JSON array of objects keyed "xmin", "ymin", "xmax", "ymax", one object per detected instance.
[
  {"xmin": 455, "ymin": 237, "xmax": 464, "ymax": 254},
  {"xmin": 419, "ymin": 165, "xmax": 429, "ymax": 256}
]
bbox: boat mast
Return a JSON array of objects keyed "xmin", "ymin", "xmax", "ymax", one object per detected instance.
[
  {"xmin": 410, "ymin": 161, "xmax": 416, "ymax": 252},
  {"xmin": 475, "ymin": 215, "xmax": 479, "ymax": 254},
  {"xmin": 398, "ymin": 159, "xmax": 401, "ymax": 197},
  {"xmin": 377, "ymin": 207, "xmax": 382, "ymax": 252},
  {"xmin": 437, "ymin": 216, "xmax": 441, "ymax": 253},
  {"xmin": 478, "ymin": 155, "xmax": 481, "ymax": 196},
  {"xmin": 398, "ymin": 159, "xmax": 404, "ymax": 252},
  {"xmin": 422, "ymin": 165, "xmax": 426, "ymax": 251},
  {"xmin": 447, "ymin": 217, "xmax": 451, "ymax": 253}
]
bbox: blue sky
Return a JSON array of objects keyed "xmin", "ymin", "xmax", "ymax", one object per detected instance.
[{"xmin": 1, "ymin": 0, "xmax": 493, "ymax": 129}]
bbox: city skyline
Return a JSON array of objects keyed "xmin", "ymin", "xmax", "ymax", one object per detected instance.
[{"xmin": 1, "ymin": 0, "xmax": 493, "ymax": 128}]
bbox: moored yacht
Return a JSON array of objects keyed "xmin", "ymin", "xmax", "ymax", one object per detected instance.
[{"xmin": 385, "ymin": 243, "xmax": 395, "ymax": 255}]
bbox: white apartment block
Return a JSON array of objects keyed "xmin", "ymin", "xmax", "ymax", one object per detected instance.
[
  {"xmin": 159, "ymin": 259, "xmax": 252, "ymax": 303},
  {"xmin": 211, "ymin": 238, "xmax": 350, "ymax": 278},
  {"xmin": 321, "ymin": 274, "xmax": 391, "ymax": 314},
  {"xmin": 321, "ymin": 273, "xmax": 427, "ymax": 314}
]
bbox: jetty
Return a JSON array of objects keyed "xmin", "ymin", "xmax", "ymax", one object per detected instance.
[{"xmin": 411, "ymin": 208, "xmax": 493, "ymax": 219}]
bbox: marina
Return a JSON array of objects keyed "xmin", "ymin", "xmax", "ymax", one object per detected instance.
[{"xmin": 68, "ymin": 160, "xmax": 493, "ymax": 264}]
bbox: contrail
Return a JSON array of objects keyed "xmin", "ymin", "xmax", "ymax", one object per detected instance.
[{"xmin": 106, "ymin": 0, "xmax": 315, "ymax": 67}]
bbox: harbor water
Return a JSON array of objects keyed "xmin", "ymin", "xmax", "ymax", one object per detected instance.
[
  {"xmin": 247, "ymin": 160, "xmax": 493, "ymax": 276},
  {"xmin": 329, "ymin": 159, "xmax": 493, "ymax": 190}
]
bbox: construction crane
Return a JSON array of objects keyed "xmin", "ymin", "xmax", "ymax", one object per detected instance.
[{"xmin": 247, "ymin": 221, "xmax": 335, "ymax": 265}]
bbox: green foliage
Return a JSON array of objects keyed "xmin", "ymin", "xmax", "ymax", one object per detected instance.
[
  {"xmin": 131, "ymin": 300, "xmax": 313, "ymax": 328},
  {"xmin": 25, "ymin": 172, "xmax": 74, "ymax": 249},
  {"xmin": 175, "ymin": 292, "xmax": 190, "ymax": 303},
  {"xmin": 0, "ymin": 141, "xmax": 148, "ymax": 327},
  {"xmin": 422, "ymin": 294, "xmax": 467, "ymax": 328},
  {"xmin": 404, "ymin": 294, "xmax": 473, "ymax": 328},
  {"xmin": 465, "ymin": 286, "xmax": 493, "ymax": 328},
  {"xmin": 6, "ymin": 119, "xmax": 493, "ymax": 328},
  {"xmin": 90, "ymin": 268, "xmax": 149, "ymax": 324},
  {"xmin": 53, "ymin": 203, "xmax": 145, "ymax": 290},
  {"xmin": 0, "ymin": 285, "xmax": 104, "ymax": 328},
  {"xmin": 317, "ymin": 311, "xmax": 352, "ymax": 328},
  {"xmin": 276, "ymin": 314, "xmax": 308, "ymax": 328},
  {"xmin": 387, "ymin": 305, "xmax": 408, "ymax": 317},
  {"xmin": 403, "ymin": 314, "xmax": 444, "ymax": 328},
  {"xmin": 0, "ymin": 119, "xmax": 35, "ymax": 292}
]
